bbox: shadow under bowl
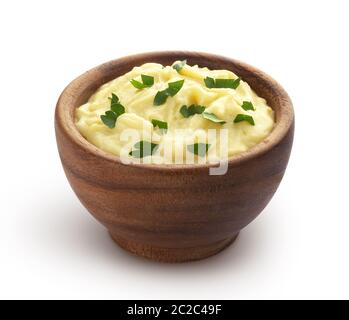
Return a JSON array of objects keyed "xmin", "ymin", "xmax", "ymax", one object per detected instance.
[{"xmin": 55, "ymin": 51, "xmax": 294, "ymax": 262}]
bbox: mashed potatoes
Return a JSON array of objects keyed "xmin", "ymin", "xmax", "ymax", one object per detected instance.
[{"xmin": 75, "ymin": 61, "xmax": 274, "ymax": 163}]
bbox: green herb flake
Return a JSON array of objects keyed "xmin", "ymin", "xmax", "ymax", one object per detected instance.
[
  {"xmin": 234, "ymin": 114, "xmax": 255, "ymax": 125},
  {"xmin": 100, "ymin": 94, "xmax": 125, "ymax": 128},
  {"xmin": 151, "ymin": 119, "xmax": 168, "ymax": 131},
  {"xmin": 130, "ymin": 74, "xmax": 154, "ymax": 89},
  {"xmin": 241, "ymin": 101, "xmax": 255, "ymax": 111},
  {"xmin": 153, "ymin": 80, "xmax": 185, "ymax": 106},
  {"xmin": 108, "ymin": 93, "xmax": 119, "ymax": 105},
  {"xmin": 173, "ymin": 60, "xmax": 187, "ymax": 73},
  {"xmin": 130, "ymin": 79, "xmax": 144, "ymax": 89},
  {"xmin": 129, "ymin": 141, "xmax": 159, "ymax": 158},
  {"xmin": 231, "ymin": 77, "xmax": 241, "ymax": 89},
  {"xmin": 202, "ymin": 112, "xmax": 226, "ymax": 124},
  {"xmin": 187, "ymin": 143, "xmax": 210, "ymax": 157},
  {"xmin": 204, "ymin": 77, "xmax": 215, "ymax": 88},
  {"xmin": 111, "ymin": 102, "xmax": 125, "ymax": 116},
  {"xmin": 167, "ymin": 80, "xmax": 185, "ymax": 96},
  {"xmin": 204, "ymin": 77, "xmax": 240, "ymax": 89},
  {"xmin": 180, "ymin": 104, "xmax": 206, "ymax": 118},
  {"xmin": 141, "ymin": 74, "xmax": 154, "ymax": 86},
  {"xmin": 154, "ymin": 90, "xmax": 169, "ymax": 106},
  {"xmin": 100, "ymin": 111, "xmax": 117, "ymax": 129}
]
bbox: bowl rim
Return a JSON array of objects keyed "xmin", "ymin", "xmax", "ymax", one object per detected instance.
[{"xmin": 55, "ymin": 51, "xmax": 294, "ymax": 171}]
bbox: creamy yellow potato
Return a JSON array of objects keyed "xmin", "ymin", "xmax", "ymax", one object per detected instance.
[{"xmin": 75, "ymin": 62, "xmax": 274, "ymax": 163}]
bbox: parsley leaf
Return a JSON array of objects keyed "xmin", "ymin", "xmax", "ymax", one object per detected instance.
[
  {"xmin": 241, "ymin": 101, "xmax": 255, "ymax": 111},
  {"xmin": 100, "ymin": 94, "xmax": 125, "ymax": 128},
  {"xmin": 154, "ymin": 90, "xmax": 169, "ymax": 106},
  {"xmin": 204, "ymin": 77, "xmax": 240, "ymax": 89},
  {"xmin": 129, "ymin": 141, "xmax": 159, "ymax": 158},
  {"xmin": 187, "ymin": 143, "xmax": 210, "ymax": 157},
  {"xmin": 109, "ymin": 93, "xmax": 119, "ymax": 105},
  {"xmin": 110, "ymin": 102, "xmax": 125, "ymax": 116},
  {"xmin": 130, "ymin": 74, "xmax": 154, "ymax": 89},
  {"xmin": 151, "ymin": 119, "xmax": 168, "ymax": 132},
  {"xmin": 141, "ymin": 74, "xmax": 154, "ymax": 86},
  {"xmin": 204, "ymin": 77, "xmax": 215, "ymax": 88},
  {"xmin": 100, "ymin": 111, "xmax": 117, "ymax": 129},
  {"xmin": 154, "ymin": 80, "xmax": 185, "ymax": 106},
  {"xmin": 173, "ymin": 60, "xmax": 187, "ymax": 73},
  {"xmin": 180, "ymin": 104, "xmax": 206, "ymax": 118},
  {"xmin": 234, "ymin": 114, "xmax": 255, "ymax": 125},
  {"xmin": 202, "ymin": 112, "xmax": 226, "ymax": 124},
  {"xmin": 167, "ymin": 80, "xmax": 185, "ymax": 96},
  {"xmin": 130, "ymin": 79, "xmax": 144, "ymax": 89},
  {"xmin": 109, "ymin": 94, "xmax": 125, "ymax": 117}
]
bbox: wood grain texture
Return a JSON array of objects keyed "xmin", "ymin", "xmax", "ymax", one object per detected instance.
[{"xmin": 55, "ymin": 51, "xmax": 295, "ymax": 262}]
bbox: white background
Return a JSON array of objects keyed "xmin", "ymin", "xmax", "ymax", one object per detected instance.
[{"xmin": 0, "ymin": 0, "xmax": 348, "ymax": 300}]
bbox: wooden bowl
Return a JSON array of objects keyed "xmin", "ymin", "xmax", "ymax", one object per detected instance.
[{"xmin": 55, "ymin": 51, "xmax": 294, "ymax": 262}]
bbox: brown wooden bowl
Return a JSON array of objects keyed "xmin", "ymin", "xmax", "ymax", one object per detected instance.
[{"xmin": 55, "ymin": 51, "xmax": 294, "ymax": 263}]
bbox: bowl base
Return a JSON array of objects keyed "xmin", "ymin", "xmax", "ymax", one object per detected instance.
[{"xmin": 109, "ymin": 232, "xmax": 239, "ymax": 263}]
